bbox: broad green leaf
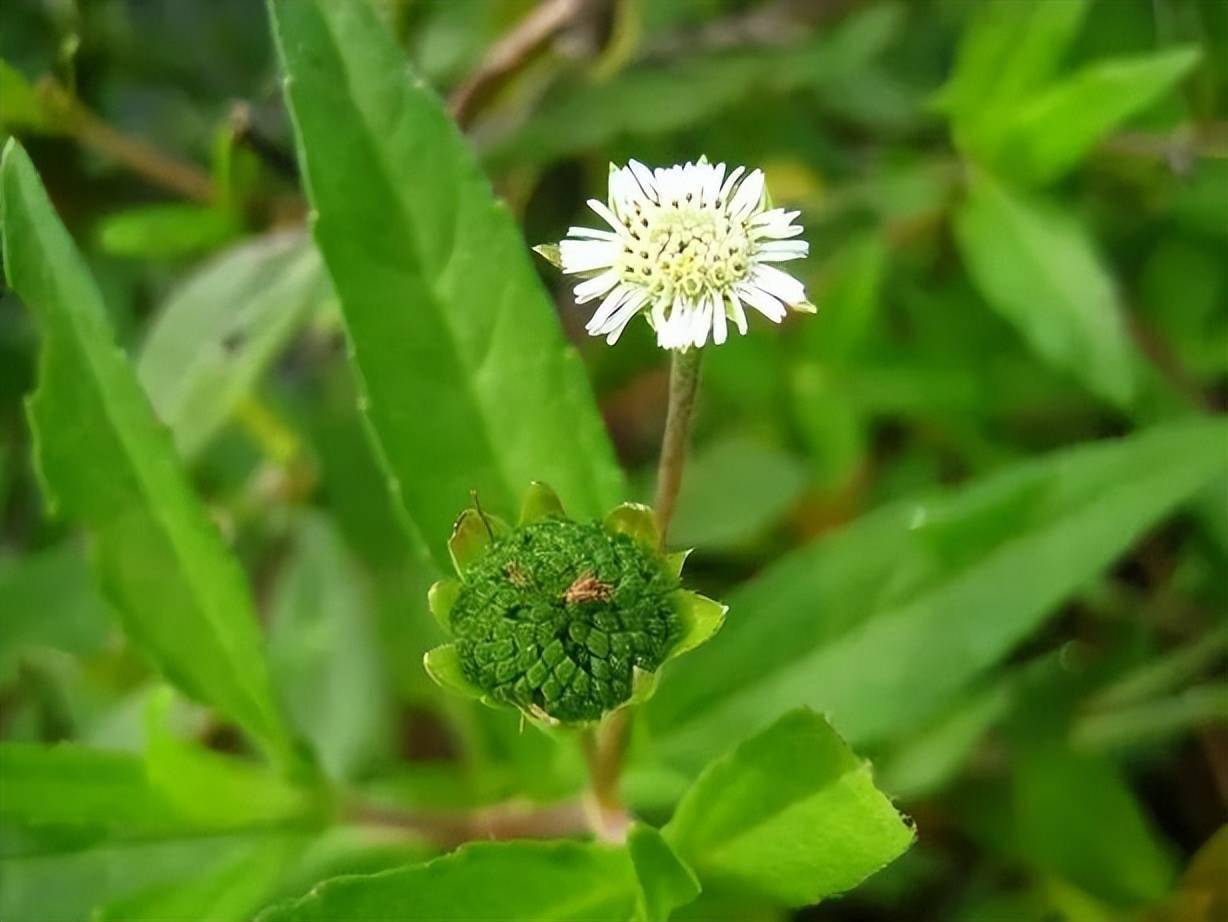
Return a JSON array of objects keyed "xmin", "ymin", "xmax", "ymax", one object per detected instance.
[
  {"xmin": 955, "ymin": 171, "xmax": 1136, "ymax": 408},
  {"xmin": 0, "ymin": 140, "xmax": 295, "ymax": 766},
  {"xmin": 627, "ymin": 824, "xmax": 701, "ymax": 922},
  {"xmin": 0, "ymin": 542, "xmax": 112, "ymax": 683},
  {"xmin": 0, "ymin": 726, "xmax": 313, "ymax": 848},
  {"xmin": 0, "ymin": 743, "xmax": 184, "ymax": 839},
  {"xmin": 0, "ymin": 834, "xmax": 284, "ymax": 922},
  {"xmin": 138, "ymin": 231, "xmax": 326, "ymax": 459},
  {"xmin": 991, "ymin": 47, "xmax": 1200, "ymax": 185},
  {"xmin": 646, "ymin": 419, "xmax": 1228, "ymax": 771},
  {"xmin": 485, "ymin": 4, "xmax": 902, "ymax": 167},
  {"xmin": 256, "ymin": 840, "xmax": 646, "ymax": 922},
  {"xmin": 1013, "ymin": 748, "xmax": 1176, "ymax": 906},
  {"xmin": 94, "ymin": 837, "xmax": 302, "ymax": 922},
  {"xmin": 664, "ymin": 709, "xmax": 913, "ymax": 907},
  {"xmin": 268, "ymin": 513, "xmax": 390, "ymax": 780},
  {"xmin": 937, "ymin": 0, "xmax": 1089, "ymax": 154},
  {"xmin": 270, "ymin": 0, "xmax": 624, "ymax": 568},
  {"xmin": 97, "ymin": 203, "xmax": 240, "ymax": 259}
]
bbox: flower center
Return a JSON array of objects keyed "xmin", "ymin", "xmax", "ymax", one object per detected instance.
[
  {"xmin": 449, "ymin": 520, "xmax": 681, "ymax": 723},
  {"xmin": 618, "ymin": 203, "xmax": 751, "ymax": 301}
]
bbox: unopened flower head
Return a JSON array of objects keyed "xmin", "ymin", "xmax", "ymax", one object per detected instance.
[{"xmin": 538, "ymin": 158, "xmax": 813, "ymax": 350}]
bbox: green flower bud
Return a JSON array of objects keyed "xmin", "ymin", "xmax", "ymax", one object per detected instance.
[{"xmin": 423, "ymin": 483, "xmax": 726, "ymax": 726}]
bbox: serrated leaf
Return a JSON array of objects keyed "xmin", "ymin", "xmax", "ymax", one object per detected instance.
[
  {"xmin": 138, "ymin": 232, "xmax": 326, "ymax": 458},
  {"xmin": 955, "ymin": 171, "xmax": 1137, "ymax": 407},
  {"xmin": 664, "ymin": 709, "xmax": 913, "ymax": 907},
  {"xmin": 0, "ymin": 140, "xmax": 295, "ymax": 767},
  {"xmin": 627, "ymin": 824, "xmax": 700, "ymax": 922},
  {"xmin": 269, "ymin": 0, "xmax": 624, "ymax": 569},
  {"xmin": 646, "ymin": 419, "xmax": 1228, "ymax": 771},
  {"xmin": 991, "ymin": 47, "xmax": 1201, "ymax": 184},
  {"xmin": 255, "ymin": 840, "xmax": 645, "ymax": 922}
]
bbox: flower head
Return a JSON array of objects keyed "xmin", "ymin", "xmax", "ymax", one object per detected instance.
[
  {"xmin": 423, "ymin": 483, "xmax": 726, "ymax": 726},
  {"xmin": 536, "ymin": 158, "xmax": 813, "ymax": 350}
]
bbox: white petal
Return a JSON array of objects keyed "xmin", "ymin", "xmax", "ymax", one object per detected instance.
[
  {"xmin": 689, "ymin": 297, "xmax": 711, "ymax": 348},
  {"xmin": 567, "ymin": 225, "xmax": 619, "ymax": 241},
  {"xmin": 559, "ymin": 240, "xmax": 618, "ymax": 274},
  {"xmin": 573, "ymin": 270, "xmax": 620, "ymax": 304},
  {"xmin": 718, "ymin": 165, "xmax": 745, "ymax": 206},
  {"xmin": 728, "ymin": 289, "xmax": 748, "ymax": 335},
  {"xmin": 757, "ymin": 239, "xmax": 809, "ymax": 256},
  {"xmin": 702, "ymin": 163, "xmax": 725, "ymax": 207},
  {"xmin": 751, "ymin": 208, "xmax": 799, "ymax": 227},
  {"xmin": 602, "ymin": 294, "xmax": 647, "ymax": 344},
  {"xmin": 595, "ymin": 289, "xmax": 647, "ymax": 334},
  {"xmin": 587, "ymin": 198, "xmax": 628, "ymax": 235},
  {"xmin": 729, "ymin": 169, "xmax": 765, "ymax": 219},
  {"xmin": 754, "ymin": 222, "xmax": 805, "ymax": 239},
  {"xmin": 628, "ymin": 160, "xmax": 659, "ymax": 202},
  {"xmin": 585, "ymin": 285, "xmax": 631, "ymax": 332},
  {"xmin": 712, "ymin": 292, "xmax": 728, "ymax": 345},
  {"xmin": 738, "ymin": 283, "xmax": 786, "ymax": 322},
  {"xmin": 752, "ymin": 264, "xmax": 807, "ymax": 305}
]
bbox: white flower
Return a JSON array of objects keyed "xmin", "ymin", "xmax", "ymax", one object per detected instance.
[{"xmin": 538, "ymin": 158, "xmax": 813, "ymax": 350}]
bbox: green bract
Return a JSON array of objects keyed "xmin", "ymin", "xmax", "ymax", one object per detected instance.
[{"xmin": 424, "ymin": 483, "xmax": 726, "ymax": 725}]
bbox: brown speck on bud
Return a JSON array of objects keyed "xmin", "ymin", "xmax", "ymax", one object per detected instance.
[
  {"xmin": 564, "ymin": 572, "xmax": 613, "ymax": 605},
  {"xmin": 504, "ymin": 562, "xmax": 531, "ymax": 587}
]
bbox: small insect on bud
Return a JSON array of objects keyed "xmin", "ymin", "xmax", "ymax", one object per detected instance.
[{"xmin": 423, "ymin": 482, "xmax": 727, "ymax": 726}]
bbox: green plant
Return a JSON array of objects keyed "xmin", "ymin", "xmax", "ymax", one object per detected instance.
[{"xmin": 2, "ymin": 0, "xmax": 1224, "ymax": 920}]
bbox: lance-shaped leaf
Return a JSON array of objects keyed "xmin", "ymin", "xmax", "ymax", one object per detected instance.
[
  {"xmin": 269, "ymin": 0, "xmax": 625, "ymax": 569},
  {"xmin": 647, "ymin": 419, "xmax": 1228, "ymax": 771},
  {"xmin": 0, "ymin": 140, "xmax": 296, "ymax": 767}
]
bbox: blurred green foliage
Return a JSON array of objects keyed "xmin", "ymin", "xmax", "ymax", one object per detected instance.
[{"xmin": 1, "ymin": 0, "xmax": 1225, "ymax": 920}]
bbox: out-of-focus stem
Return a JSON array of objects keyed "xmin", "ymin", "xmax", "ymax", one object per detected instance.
[{"xmin": 653, "ymin": 346, "xmax": 704, "ymax": 548}]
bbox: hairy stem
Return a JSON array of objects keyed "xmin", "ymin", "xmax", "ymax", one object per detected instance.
[{"xmin": 653, "ymin": 346, "xmax": 704, "ymax": 547}]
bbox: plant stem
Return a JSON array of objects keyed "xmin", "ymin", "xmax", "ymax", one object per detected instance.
[
  {"xmin": 580, "ymin": 724, "xmax": 630, "ymax": 842},
  {"xmin": 653, "ymin": 346, "xmax": 704, "ymax": 547}
]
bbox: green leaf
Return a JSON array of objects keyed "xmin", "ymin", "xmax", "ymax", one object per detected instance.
[
  {"xmin": 138, "ymin": 232, "xmax": 326, "ymax": 459},
  {"xmin": 94, "ymin": 837, "xmax": 302, "ymax": 922},
  {"xmin": 519, "ymin": 481, "xmax": 566, "ymax": 525},
  {"xmin": 97, "ymin": 203, "xmax": 240, "ymax": 259},
  {"xmin": 0, "ymin": 542, "xmax": 112, "ymax": 683},
  {"xmin": 486, "ymin": 4, "xmax": 902, "ymax": 167},
  {"xmin": 663, "ymin": 709, "xmax": 913, "ymax": 907},
  {"xmin": 0, "ymin": 742, "xmax": 184, "ymax": 839},
  {"xmin": 955, "ymin": 171, "xmax": 1137, "ymax": 408},
  {"xmin": 604, "ymin": 502, "xmax": 659, "ymax": 553},
  {"xmin": 269, "ymin": 0, "xmax": 624, "ymax": 569},
  {"xmin": 256, "ymin": 840, "xmax": 646, "ymax": 922},
  {"xmin": 427, "ymin": 578, "xmax": 461, "ymax": 633},
  {"xmin": 666, "ymin": 436, "xmax": 809, "ymax": 552},
  {"xmin": 670, "ymin": 591, "xmax": 727, "ymax": 660},
  {"xmin": 937, "ymin": 0, "xmax": 1090, "ymax": 154},
  {"xmin": 627, "ymin": 824, "xmax": 700, "ymax": 922},
  {"xmin": 646, "ymin": 419, "xmax": 1228, "ymax": 771},
  {"xmin": 0, "ymin": 140, "xmax": 295, "ymax": 767},
  {"xmin": 0, "ymin": 60, "xmax": 62, "ymax": 135},
  {"xmin": 268, "ymin": 513, "xmax": 390, "ymax": 780},
  {"xmin": 1013, "ymin": 748, "xmax": 1176, "ymax": 906},
  {"xmin": 0, "ymin": 834, "xmax": 285, "ymax": 922},
  {"xmin": 991, "ymin": 47, "xmax": 1201, "ymax": 184},
  {"xmin": 423, "ymin": 644, "xmax": 487, "ymax": 703},
  {"xmin": 448, "ymin": 508, "xmax": 504, "ymax": 576}
]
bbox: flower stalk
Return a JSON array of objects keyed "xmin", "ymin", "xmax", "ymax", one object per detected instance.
[{"xmin": 653, "ymin": 345, "xmax": 703, "ymax": 547}]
